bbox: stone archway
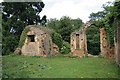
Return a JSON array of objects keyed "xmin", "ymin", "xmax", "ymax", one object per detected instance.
[{"xmin": 70, "ymin": 21, "xmax": 115, "ymax": 58}]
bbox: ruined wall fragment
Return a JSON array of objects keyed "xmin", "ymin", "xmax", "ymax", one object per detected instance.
[
  {"xmin": 70, "ymin": 30, "xmax": 87, "ymax": 57},
  {"xmin": 100, "ymin": 27, "xmax": 115, "ymax": 58}
]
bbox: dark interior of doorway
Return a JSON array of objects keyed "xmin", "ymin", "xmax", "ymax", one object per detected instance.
[{"xmin": 86, "ymin": 25, "xmax": 100, "ymax": 55}]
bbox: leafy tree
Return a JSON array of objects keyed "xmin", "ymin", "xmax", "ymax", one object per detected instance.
[
  {"xmin": 2, "ymin": 2, "xmax": 46, "ymax": 55},
  {"xmin": 47, "ymin": 18, "xmax": 60, "ymax": 33},
  {"xmin": 47, "ymin": 16, "xmax": 83, "ymax": 43},
  {"xmin": 71, "ymin": 18, "xmax": 83, "ymax": 30},
  {"xmin": 89, "ymin": 1, "xmax": 115, "ymax": 49},
  {"xmin": 59, "ymin": 16, "xmax": 73, "ymax": 42},
  {"xmin": 86, "ymin": 25, "xmax": 100, "ymax": 55}
]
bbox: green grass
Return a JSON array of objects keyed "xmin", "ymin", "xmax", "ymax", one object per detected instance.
[{"xmin": 2, "ymin": 54, "xmax": 119, "ymax": 78}]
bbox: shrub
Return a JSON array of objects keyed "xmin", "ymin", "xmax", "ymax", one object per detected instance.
[
  {"xmin": 2, "ymin": 35, "xmax": 18, "ymax": 55},
  {"xmin": 52, "ymin": 32, "xmax": 63, "ymax": 49},
  {"xmin": 60, "ymin": 41, "xmax": 71, "ymax": 54}
]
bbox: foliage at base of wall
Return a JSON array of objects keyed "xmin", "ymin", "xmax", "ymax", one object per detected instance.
[
  {"xmin": 51, "ymin": 32, "xmax": 63, "ymax": 49},
  {"xmin": 60, "ymin": 41, "xmax": 71, "ymax": 54},
  {"xmin": 18, "ymin": 27, "xmax": 30, "ymax": 48}
]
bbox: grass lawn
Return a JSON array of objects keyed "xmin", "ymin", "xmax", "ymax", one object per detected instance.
[{"xmin": 2, "ymin": 54, "xmax": 119, "ymax": 78}]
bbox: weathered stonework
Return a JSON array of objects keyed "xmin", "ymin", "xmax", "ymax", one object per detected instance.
[
  {"xmin": 100, "ymin": 28, "xmax": 108, "ymax": 56},
  {"xmin": 70, "ymin": 30, "xmax": 87, "ymax": 57},
  {"xmin": 100, "ymin": 27, "xmax": 115, "ymax": 58},
  {"xmin": 70, "ymin": 21, "xmax": 91, "ymax": 57},
  {"xmin": 71, "ymin": 21, "xmax": 115, "ymax": 58},
  {"xmin": 21, "ymin": 25, "xmax": 59, "ymax": 56}
]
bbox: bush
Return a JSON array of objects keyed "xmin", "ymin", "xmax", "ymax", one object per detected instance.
[
  {"xmin": 52, "ymin": 32, "xmax": 63, "ymax": 49},
  {"xmin": 2, "ymin": 35, "xmax": 18, "ymax": 55},
  {"xmin": 60, "ymin": 41, "xmax": 71, "ymax": 54}
]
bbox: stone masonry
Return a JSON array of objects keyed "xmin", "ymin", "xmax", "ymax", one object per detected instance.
[
  {"xmin": 70, "ymin": 21, "xmax": 91, "ymax": 57},
  {"xmin": 21, "ymin": 25, "xmax": 59, "ymax": 56}
]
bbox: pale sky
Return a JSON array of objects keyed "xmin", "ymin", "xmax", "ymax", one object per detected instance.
[
  {"xmin": 0, "ymin": 0, "xmax": 2, "ymax": 2},
  {"xmin": 41, "ymin": 0, "xmax": 115, "ymax": 22},
  {"xmin": 0, "ymin": 0, "xmax": 115, "ymax": 23}
]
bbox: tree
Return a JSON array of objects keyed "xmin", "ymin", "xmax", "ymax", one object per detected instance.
[
  {"xmin": 2, "ymin": 2, "xmax": 46, "ymax": 55},
  {"xmin": 89, "ymin": 1, "xmax": 115, "ymax": 49},
  {"xmin": 47, "ymin": 16, "xmax": 83, "ymax": 43},
  {"xmin": 47, "ymin": 18, "xmax": 60, "ymax": 33},
  {"xmin": 59, "ymin": 16, "xmax": 73, "ymax": 42},
  {"xmin": 86, "ymin": 25, "xmax": 100, "ymax": 55}
]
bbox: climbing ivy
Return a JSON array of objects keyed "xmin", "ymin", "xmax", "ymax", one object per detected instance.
[{"xmin": 19, "ymin": 27, "xmax": 30, "ymax": 48}]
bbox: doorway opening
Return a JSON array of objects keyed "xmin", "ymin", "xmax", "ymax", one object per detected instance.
[
  {"xmin": 86, "ymin": 26, "xmax": 100, "ymax": 55},
  {"xmin": 76, "ymin": 34, "xmax": 80, "ymax": 49}
]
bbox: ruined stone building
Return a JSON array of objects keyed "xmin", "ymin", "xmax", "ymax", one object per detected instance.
[
  {"xmin": 71, "ymin": 21, "xmax": 115, "ymax": 58},
  {"xmin": 19, "ymin": 25, "xmax": 59, "ymax": 56},
  {"xmin": 70, "ymin": 21, "xmax": 91, "ymax": 57},
  {"xmin": 70, "ymin": 30, "xmax": 87, "ymax": 57}
]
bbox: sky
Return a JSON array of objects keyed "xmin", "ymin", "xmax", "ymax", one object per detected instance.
[
  {"xmin": 0, "ymin": 0, "xmax": 2, "ymax": 2},
  {"xmin": 40, "ymin": 0, "xmax": 115, "ymax": 22},
  {"xmin": 0, "ymin": 0, "xmax": 115, "ymax": 23}
]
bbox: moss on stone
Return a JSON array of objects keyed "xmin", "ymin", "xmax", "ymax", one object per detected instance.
[{"xmin": 19, "ymin": 27, "xmax": 30, "ymax": 48}]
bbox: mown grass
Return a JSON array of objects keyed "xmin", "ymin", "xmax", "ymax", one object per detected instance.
[{"xmin": 2, "ymin": 54, "xmax": 119, "ymax": 78}]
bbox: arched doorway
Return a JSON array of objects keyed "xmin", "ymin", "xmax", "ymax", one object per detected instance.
[{"xmin": 86, "ymin": 25, "xmax": 100, "ymax": 55}]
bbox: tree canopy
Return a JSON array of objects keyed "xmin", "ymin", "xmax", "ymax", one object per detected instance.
[
  {"xmin": 2, "ymin": 2, "xmax": 46, "ymax": 55},
  {"xmin": 47, "ymin": 16, "xmax": 83, "ymax": 43}
]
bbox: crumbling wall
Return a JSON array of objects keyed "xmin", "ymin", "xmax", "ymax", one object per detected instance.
[
  {"xmin": 21, "ymin": 25, "xmax": 58, "ymax": 56},
  {"xmin": 100, "ymin": 28, "xmax": 115, "ymax": 58},
  {"xmin": 70, "ymin": 21, "xmax": 91, "ymax": 57},
  {"xmin": 100, "ymin": 28, "xmax": 108, "ymax": 56},
  {"xmin": 70, "ymin": 30, "xmax": 87, "ymax": 57}
]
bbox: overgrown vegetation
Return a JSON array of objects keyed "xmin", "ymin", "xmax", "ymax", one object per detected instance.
[
  {"xmin": 47, "ymin": 16, "xmax": 83, "ymax": 43},
  {"xmin": 52, "ymin": 32, "xmax": 63, "ymax": 49},
  {"xmin": 51, "ymin": 32, "xmax": 71, "ymax": 54},
  {"xmin": 60, "ymin": 41, "xmax": 71, "ymax": 54},
  {"xmin": 47, "ymin": 16, "xmax": 83, "ymax": 54},
  {"xmin": 89, "ymin": 1, "xmax": 116, "ymax": 49},
  {"xmin": 2, "ymin": 54, "xmax": 118, "ymax": 78},
  {"xmin": 18, "ymin": 27, "xmax": 30, "ymax": 48},
  {"xmin": 86, "ymin": 25, "xmax": 100, "ymax": 55},
  {"xmin": 2, "ymin": 2, "xmax": 46, "ymax": 55}
]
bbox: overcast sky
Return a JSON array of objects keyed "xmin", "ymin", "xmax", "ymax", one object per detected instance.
[
  {"xmin": 40, "ymin": 0, "xmax": 115, "ymax": 22},
  {"xmin": 0, "ymin": 0, "xmax": 115, "ymax": 23}
]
